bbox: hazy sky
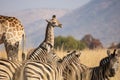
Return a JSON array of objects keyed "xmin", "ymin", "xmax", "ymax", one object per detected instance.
[{"xmin": 0, "ymin": 0, "xmax": 90, "ymax": 12}]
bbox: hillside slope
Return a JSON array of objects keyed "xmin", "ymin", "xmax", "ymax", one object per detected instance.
[{"xmin": 60, "ymin": 0, "xmax": 120, "ymax": 47}]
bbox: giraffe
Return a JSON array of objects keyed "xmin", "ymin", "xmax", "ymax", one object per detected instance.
[
  {"xmin": 0, "ymin": 15, "xmax": 25, "ymax": 61},
  {"xmin": 27, "ymin": 15, "xmax": 62, "ymax": 60},
  {"xmin": 43, "ymin": 15, "xmax": 62, "ymax": 49}
]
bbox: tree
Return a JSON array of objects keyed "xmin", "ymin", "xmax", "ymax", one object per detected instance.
[
  {"xmin": 81, "ymin": 34, "xmax": 103, "ymax": 49},
  {"xmin": 108, "ymin": 42, "xmax": 120, "ymax": 49},
  {"xmin": 54, "ymin": 36, "xmax": 86, "ymax": 50}
]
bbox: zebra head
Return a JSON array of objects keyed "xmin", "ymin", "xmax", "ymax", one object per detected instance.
[
  {"xmin": 46, "ymin": 15, "xmax": 62, "ymax": 28},
  {"xmin": 58, "ymin": 50, "xmax": 81, "ymax": 66},
  {"xmin": 100, "ymin": 49, "xmax": 119, "ymax": 65},
  {"xmin": 105, "ymin": 49, "xmax": 120, "ymax": 77}
]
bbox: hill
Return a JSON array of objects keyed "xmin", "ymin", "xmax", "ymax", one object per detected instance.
[
  {"xmin": 60, "ymin": 0, "xmax": 120, "ymax": 47},
  {"xmin": 1, "ymin": 0, "xmax": 120, "ymax": 48}
]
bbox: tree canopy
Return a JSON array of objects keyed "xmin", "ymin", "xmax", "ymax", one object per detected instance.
[{"xmin": 54, "ymin": 36, "xmax": 86, "ymax": 50}]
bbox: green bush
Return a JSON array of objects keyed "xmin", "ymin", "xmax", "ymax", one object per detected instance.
[{"xmin": 54, "ymin": 36, "xmax": 86, "ymax": 50}]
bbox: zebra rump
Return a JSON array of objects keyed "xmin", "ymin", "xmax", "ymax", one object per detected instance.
[
  {"xmin": 17, "ymin": 50, "xmax": 81, "ymax": 80},
  {"xmin": 0, "ymin": 58, "xmax": 21, "ymax": 80}
]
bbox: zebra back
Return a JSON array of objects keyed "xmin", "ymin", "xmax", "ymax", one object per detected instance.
[
  {"xmin": 0, "ymin": 58, "xmax": 22, "ymax": 80},
  {"xmin": 19, "ymin": 50, "xmax": 81, "ymax": 80},
  {"xmin": 27, "ymin": 43, "xmax": 61, "ymax": 63}
]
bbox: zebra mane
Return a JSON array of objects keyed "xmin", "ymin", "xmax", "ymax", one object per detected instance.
[
  {"xmin": 58, "ymin": 50, "xmax": 81, "ymax": 63},
  {"xmin": 100, "ymin": 49, "xmax": 117, "ymax": 66}
]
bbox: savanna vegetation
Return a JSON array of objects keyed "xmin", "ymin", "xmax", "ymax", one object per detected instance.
[{"xmin": 54, "ymin": 34, "xmax": 103, "ymax": 50}]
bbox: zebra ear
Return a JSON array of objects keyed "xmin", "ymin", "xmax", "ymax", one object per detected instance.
[
  {"xmin": 112, "ymin": 49, "xmax": 116, "ymax": 56},
  {"xmin": 58, "ymin": 59, "xmax": 63, "ymax": 63},
  {"xmin": 76, "ymin": 52, "xmax": 81, "ymax": 58},
  {"xmin": 107, "ymin": 50, "xmax": 111, "ymax": 56}
]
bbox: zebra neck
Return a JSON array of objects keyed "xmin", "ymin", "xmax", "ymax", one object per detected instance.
[
  {"xmin": 59, "ymin": 59, "xmax": 70, "ymax": 71},
  {"xmin": 44, "ymin": 24, "xmax": 54, "ymax": 47}
]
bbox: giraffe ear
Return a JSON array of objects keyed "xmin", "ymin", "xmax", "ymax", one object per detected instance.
[{"xmin": 46, "ymin": 19, "xmax": 49, "ymax": 23}]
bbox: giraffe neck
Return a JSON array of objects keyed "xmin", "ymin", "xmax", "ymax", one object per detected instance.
[{"xmin": 44, "ymin": 23, "xmax": 54, "ymax": 47}]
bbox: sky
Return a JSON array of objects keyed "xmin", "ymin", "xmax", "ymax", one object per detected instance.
[{"xmin": 0, "ymin": 0, "xmax": 90, "ymax": 12}]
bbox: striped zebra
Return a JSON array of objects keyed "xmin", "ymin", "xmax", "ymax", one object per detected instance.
[
  {"xmin": 62, "ymin": 49, "xmax": 120, "ymax": 80},
  {"xmin": 27, "ymin": 15, "xmax": 62, "ymax": 62},
  {"xmin": 81, "ymin": 49, "xmax": 120, "ymax": 80},
  {"xmin": 100, "ymin": 49, "xmax": 120, "ymax": 66},
  {"xmin": 0, "ymin": 58, "xmax": 22, "ymax": 80},
  {"xmin": 63, "ymin": 52, "xmax": 88, "ymax": 80},
  {"xmin": 15, "ymin": 50, "xmax": 81, "ymax": 80},
  {"xmin": 98, "ymin": 49, "xmax": 120, "ymax": 80},
  {"xmin": 100, "ymin": 49, "xmax": 116, "ymax": 66}
]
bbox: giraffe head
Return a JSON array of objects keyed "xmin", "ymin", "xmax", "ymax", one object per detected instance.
[
  {"xmin": 5, "ymin": 41, "xmax": 19, "ymax": 60},
  {"xmin": 46, "ymin": 15, "xmax": 62, "ymax": 28}
]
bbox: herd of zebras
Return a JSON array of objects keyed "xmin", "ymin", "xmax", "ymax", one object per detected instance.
[{"xmin": 0, "ymin": 15, "xmax": 120, "ymax": 80}]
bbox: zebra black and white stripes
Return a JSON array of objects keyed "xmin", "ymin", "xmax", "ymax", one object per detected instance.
[
  {"xmin": 63, "ymin": 52, "xmax": 88, "ymax": 80},
  {"xmin": 16, "ymin": 51, "xmax": 81, "ymax": 80},
  {"xmin": 100, "ymin": 49, "xmax": 116, "ymax": 66},
  {"xmin": 0, "ymin": 58, "xmax": 22, "ymax": 80},
  {"xmin": 62, "ymin": 49, "xmax": 120, "ymax": 80},
  {"xmin": 81, "ymin": 49, "xmax": 120, "ymax": 80}
]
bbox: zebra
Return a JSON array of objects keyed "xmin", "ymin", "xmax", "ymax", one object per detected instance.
[
  {"xmin": 99, "ymin": 49, "xmax": 119, "ymax": 80},
  {"xmin": 0, "ymin": 58, "xmax": 22, "ymax": 80},
  {"xmin": 26, "ymin": 15, "xmax": 62, "ymax": 62},
  {"xmin": 62, "ymin": 49, "xmax": 120, "ymax": 80},
  {"xmin": 80, "ymin": 49, "xmax": 120, "ymax": 80},
  {"xmin": 100, "ymin": 49, "xmax": 116, "ymax": 66},
  {"xmin": 63, "ymin": 52, "xmax": 88, "ymax": 80},
  {"xmin": 15, "ymin": 50, "xmax": 81, "ymax": 80},
  {"xmin": 100, "ymin": 49, "xmax": 120, "ymax": 66}
]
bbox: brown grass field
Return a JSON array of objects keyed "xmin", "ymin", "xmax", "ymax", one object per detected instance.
[{"xmin": 0, "ymin": 49, "xmax": 120, "ymax": 80}]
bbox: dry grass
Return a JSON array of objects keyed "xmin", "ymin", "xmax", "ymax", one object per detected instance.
[{"xmin": 0, "ymin": 48, "xmax": 120, "ymax": 80}]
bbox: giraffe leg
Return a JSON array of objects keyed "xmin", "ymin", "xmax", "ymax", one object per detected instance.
[{"xmin": 0, "ymin": 40, "xmax": 3, "ymax": 44}]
